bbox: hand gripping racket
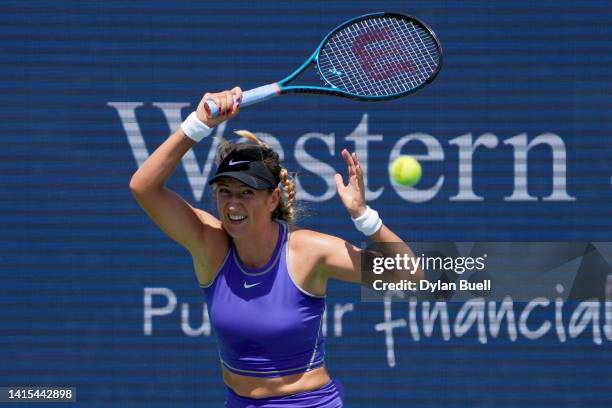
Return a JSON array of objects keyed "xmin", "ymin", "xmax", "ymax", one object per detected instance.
[{"xmin": 204, "ymin": 12, "xmax": 443, "ymax": 117}]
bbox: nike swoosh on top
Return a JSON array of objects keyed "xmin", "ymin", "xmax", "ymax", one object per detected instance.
[
  {"xmin": 229, "ymin": 159, "xmax": 250, "ymax": 166},
  {"xmin": 243, "ymin": 282, "xmax": 261, "ymax": 289}
]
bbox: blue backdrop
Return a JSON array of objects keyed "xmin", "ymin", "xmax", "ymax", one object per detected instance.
[{"xmin": 1, "ymin": 0, "xmax": 611, "ymax": 406}]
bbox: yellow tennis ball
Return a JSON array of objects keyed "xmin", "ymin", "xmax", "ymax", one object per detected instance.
[{"xmin": 389, "ymin": 156, "xmax": 422, "ymax": 186}]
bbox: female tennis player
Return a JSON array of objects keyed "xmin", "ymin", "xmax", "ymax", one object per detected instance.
[{"xmin": 129, "ymin": 87, "xmax": 420, "ymax": 407}]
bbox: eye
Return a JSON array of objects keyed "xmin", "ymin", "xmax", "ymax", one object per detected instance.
[
  {"xmin": 218, "ymin": 187, "xmax": 231, "ymax": 196},
  {"xmin": 241, "ymin": 189, "xmax": 254, "ymax": 198}
]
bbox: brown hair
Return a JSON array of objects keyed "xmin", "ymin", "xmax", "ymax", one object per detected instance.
[{"xmin": 215, "ymin": 130, "xmax": 297, "ymax": 224}]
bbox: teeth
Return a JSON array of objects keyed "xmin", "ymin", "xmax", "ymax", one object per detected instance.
[{"xmin": 229, "ymin": 214, "xmax": 247, "ymax": 221}]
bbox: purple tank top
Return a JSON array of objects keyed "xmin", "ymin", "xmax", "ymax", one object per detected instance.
[{"xmin": 200, "ymin": 222, "xmax": 326, "ymax": 377}]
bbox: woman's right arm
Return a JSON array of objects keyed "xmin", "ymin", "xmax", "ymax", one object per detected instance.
[{"xmin": 129, "ymin": 88, "xmax": 242, "ymax": 273}]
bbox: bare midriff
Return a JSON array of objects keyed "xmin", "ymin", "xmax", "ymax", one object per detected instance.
[{"xmin": 222, "ymin": 365, "xmax": 331, "ymax": 399}]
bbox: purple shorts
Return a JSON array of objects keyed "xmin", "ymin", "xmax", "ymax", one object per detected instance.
[{"xmin": 225, "ymin": 378, "xmax": 344, "ymax": 407}]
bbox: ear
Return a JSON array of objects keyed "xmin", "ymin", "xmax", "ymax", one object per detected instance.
[{"xmin": 268, "ymin": 188, "xmax": 281, "ymax": 212}]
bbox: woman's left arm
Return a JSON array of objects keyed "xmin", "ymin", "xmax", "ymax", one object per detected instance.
[{"xmin": 317, "ymin": 149, "xmax": 423, "ymax": 285}]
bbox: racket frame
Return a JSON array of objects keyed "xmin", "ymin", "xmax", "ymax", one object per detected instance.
[{"xmin": 278, "ymin": 11, "xmax": 444, "ymax": 101}]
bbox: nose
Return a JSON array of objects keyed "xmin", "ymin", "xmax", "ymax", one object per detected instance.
[{"xmin": 227, "ymin": 193, "xmax": 242, "ymax": 209}]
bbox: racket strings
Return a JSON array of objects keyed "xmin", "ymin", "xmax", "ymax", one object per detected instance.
[
  {"xmin": 318, "ymin": 16, "xmax": 441, "ymax": 97},
  {"xmin": 327, "ymin": 17, "xmax": 436, "ymax": 94}
]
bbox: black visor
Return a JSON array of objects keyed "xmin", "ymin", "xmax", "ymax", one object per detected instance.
[{"xmin": 208, "ymin": 147, "xmax": 278, "ymax": 190}]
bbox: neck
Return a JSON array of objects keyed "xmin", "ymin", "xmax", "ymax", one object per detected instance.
[{"xmin": 233, "ymin": 220, "xmax": 279, "ymax": 269}]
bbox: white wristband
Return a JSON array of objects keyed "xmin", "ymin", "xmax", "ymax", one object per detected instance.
[
  {"xmin": 180, "ymin": 111, "xmax": 213, "ymax": 142},
  {"xmin": 351, "ymin": 206, "xmax": 383, "ymax": 236}
]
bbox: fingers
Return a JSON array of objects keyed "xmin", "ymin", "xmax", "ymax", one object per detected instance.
[
  {"xmin": 229, "ymin": 87, "xmax": 242, "ymax": 117},
  {"xmin": 198, "ymin": 87, "xmax": 242, "ymax": 125},
  {"xmin": 232, "ymin": 86, "xmax": 243, "ymax": 108},
  {"xmin": 206, "ymin": 90, "xmax": 233, "ymax": 117},
  {"xmin": 224, "ymin": 91, "xmax": 233, "ymax": 115},
  {"xmin": 352, "ymin": 152, "xmax": 362, "ymax": 176},
  {"xmin": 341, "ymin": 148, "xmax": 353, "ymax": 166},
  {"xmin": 334, "ymin": 173, "xmax": 345, "ymax": 190},
  {"xmin": 202, "ymin": 92, "xmax": 218, "ymax": 119},
  {"xmin": 341, "ymin": 149, "xmax": 354, "ymax": 176},
  {"xmin": 341, "ymin": 149, "xmax": 365, "ymax": 179}
]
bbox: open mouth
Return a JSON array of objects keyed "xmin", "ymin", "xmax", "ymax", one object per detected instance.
[{"xmin": 228, "ymin": 214, "xmax": 247, "ymax": 224}]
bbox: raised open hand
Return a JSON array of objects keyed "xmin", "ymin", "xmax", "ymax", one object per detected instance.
[{"xmin": 334, "ymin": 149, "xmax": 367, "ymax": 219}]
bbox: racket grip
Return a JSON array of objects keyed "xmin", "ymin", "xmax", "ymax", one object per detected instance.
[{"xmin": 204, "ymin": 83, "xmax": 281, "ymax": 118}]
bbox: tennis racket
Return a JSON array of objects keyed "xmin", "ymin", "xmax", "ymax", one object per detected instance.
[{"xmin": 204, "ymin": 12, "xmax": 443, "ymax": 118}]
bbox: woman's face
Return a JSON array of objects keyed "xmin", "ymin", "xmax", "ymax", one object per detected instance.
[{"xmin": 214, "ymin": 178, "xmax": 280, "ymax": 238}]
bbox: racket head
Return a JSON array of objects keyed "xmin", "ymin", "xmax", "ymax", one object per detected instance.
[{"xmin": 282, "ymin": 12, "xmax": 443, "ymax": 101}]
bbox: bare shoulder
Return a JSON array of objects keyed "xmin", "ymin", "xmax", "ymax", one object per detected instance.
[
  {"xmin": 289, "ymin": 225, "xmax": 362, "ymax": 285},
  {"xmin": 191, "ymin": 209, "xmax": 230, "ymax": 285},
  {"xmin": 288, "ymin": 226, "xmax": 343, "ymax": 258},
  {"xmin": 288, "ymin": 226, "xmax": 353, "ymax": 273}
]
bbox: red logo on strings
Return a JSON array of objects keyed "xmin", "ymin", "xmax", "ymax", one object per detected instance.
[{"xmin": 352, "ymin": 29, "xmax": 415, "ymax": 80}]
